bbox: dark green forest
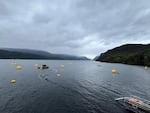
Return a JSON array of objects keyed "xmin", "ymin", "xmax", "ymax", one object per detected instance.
[{"xmin": 96, "ymin": 44, "xmax": 150, "ymax": 66}]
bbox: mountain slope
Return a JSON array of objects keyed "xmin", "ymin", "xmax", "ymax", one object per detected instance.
[
  {"xmin": 96, "ymin": 44, "xmax": 150, "ymax": 66},
  {"xmin": 0, "ymin": 48, "xmax": 89, "ymax": 60}
]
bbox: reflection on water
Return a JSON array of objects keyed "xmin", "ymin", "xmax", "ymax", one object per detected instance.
[{"xmin": 0, "ymin": 60, "xmax": 150, "ymax": 113}]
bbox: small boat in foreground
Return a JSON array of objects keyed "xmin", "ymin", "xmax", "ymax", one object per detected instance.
[{"xmin": 115, "ymin": 96, "xmax": 150, "ymax": 113}]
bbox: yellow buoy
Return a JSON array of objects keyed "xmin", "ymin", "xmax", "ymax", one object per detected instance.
[
  {"xmin": 39, "ymin": 66, "xmax": 43, "ymax": 70},
  {"xmin": 34, "ymin": 64, "xmax": 39, "ymax": 67},
  {"xmin": 144, "ymin": 66, "xmax": 148, "ymax": 70},
  {"xmin": 10, "ymin": 80, "xmax": 16, "ymax": 83},
  {"xmin": 112, "ymin": 69, "xmax": 117, "ymax": 73},
  {"xmin": 16, "ymin": 65, "xmax": 22, "ymax": 70},
  {"xmin": 60, "ymin": 64, "xmax": 65, "ymax": 68},
  {"xmin": 56, "ymin": 73, "xmax": 61, "ymax": 76}
]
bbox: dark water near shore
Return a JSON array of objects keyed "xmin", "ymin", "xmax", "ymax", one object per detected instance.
[{"xmin": 0, "ymin": 60, "xmax": 150, "ymax": 113}]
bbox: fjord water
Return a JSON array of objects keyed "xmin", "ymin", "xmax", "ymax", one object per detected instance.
[{"xmin": 0, "ymin": 60, "xmax": 150, "ymax": 113}]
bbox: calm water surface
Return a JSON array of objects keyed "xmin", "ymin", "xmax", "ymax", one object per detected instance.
[{"xmin": 0, "ymin": 60, "xmax": 150, "ymax": 113}]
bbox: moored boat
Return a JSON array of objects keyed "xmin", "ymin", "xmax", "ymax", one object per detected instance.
[{"xmin": 115, "ymin": 96, "xmax": 150, "ymax": 113}]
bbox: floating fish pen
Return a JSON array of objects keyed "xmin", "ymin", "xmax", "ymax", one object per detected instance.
[{"xmin": 115, "ymin": 96, "xmax": 150, "ymax": 113}]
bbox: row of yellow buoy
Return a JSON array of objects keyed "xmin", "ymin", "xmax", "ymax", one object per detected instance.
[
  {"xmin": 58, "ymin": 64, "xmax": 64, "ymax": 76},
  {"xmin": 111, "ymin": 66, "xmax": 148, "ymax": 74},
  {"xmin": 35, "ymin": 64, "xmax": 66, "ymax": 69},
  {"xmin": 9, "ymin": 62, "xmax": 67, "ymax": 83},
  {"xmin": 35, "ymin": 64, "xmax": 63, "ymax": 77},
  {"xmin": 10, "ymin": 62, "xmax": 22, "ymax": 83},
  {"xmin": 57, "ymin": 64, "xmax": 63, "ymax": 77}
]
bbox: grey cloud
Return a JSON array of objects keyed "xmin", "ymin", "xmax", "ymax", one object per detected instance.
[
  {"xmin": 32, "ymin": 13, "xmax": 51, "ymax": 24},
  {"xmin": 0, "ymin": 0, "xmax": 150, "ymax": 58}
]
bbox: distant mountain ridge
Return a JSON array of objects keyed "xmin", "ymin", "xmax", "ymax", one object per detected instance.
[
  {"xmin": 0, "ymin": 48, "xmax": 89, "ymax": 60},
  {"xmin": 96, "ymin": 44, "xmax": 150, "ymax": 66}
]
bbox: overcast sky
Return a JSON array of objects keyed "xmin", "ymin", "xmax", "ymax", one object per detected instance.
[{"xmin": 0, "ymin": 0, "xmax": 150, "ymax": 58}]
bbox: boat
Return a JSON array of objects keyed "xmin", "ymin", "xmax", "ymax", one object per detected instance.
[
  {"xmin": 38, "ymin": 65, "xmax": 49, "ymax": 70},
  {"xmin": 115, "ymin": 95, "xmax": 150, "ymax": 113}
]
